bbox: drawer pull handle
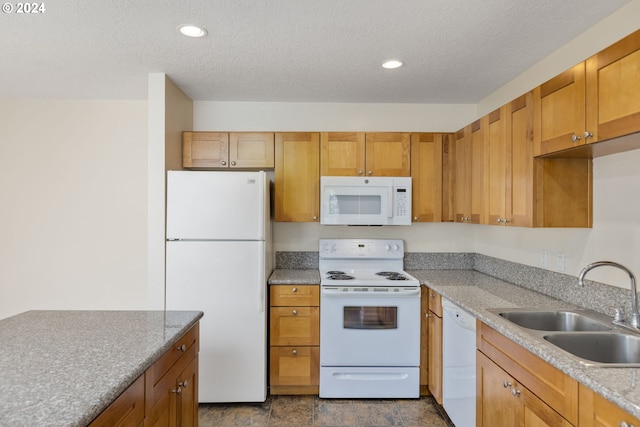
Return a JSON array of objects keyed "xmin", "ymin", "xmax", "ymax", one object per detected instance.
[
  {"xmin": 503, "ymin": 380, "xmax": 512, "ymax": 388},
  {"xmin": 178, "ymin": 380, "xmax": 188, "ymax": 388},
  {"xmin": 292, "ymin": 287, "xmax": 298, "ymax": 293},
  {"xmin": 292, "ymin": 349, "xmax": 297, "ymax": 355},
  {"xmin": 177, "ymin": 344, "xmax": 187, "ymax": 352},
  {"xmin": 292, "ymin": 310, "xmax": 298, "ymax": 315},
  {"xmin": 511, "ymin": 388, "xmax": 521, "ymax": 397},
  {"xmin": 172, "ymin": 387, "xmax": 182, "ymax": 395}
]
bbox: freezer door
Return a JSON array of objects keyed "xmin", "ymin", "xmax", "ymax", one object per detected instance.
[
  {"xmin": 167, "ymin": 171, "xmax": 267, "ymax": 240},
  {"xmin": 166, "ymin": 240, "xmax": 267, "ymax": 403}
]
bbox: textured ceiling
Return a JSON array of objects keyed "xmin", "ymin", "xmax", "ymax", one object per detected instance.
[{"xmin": 0, "ymin": 0, "xmax": 631, "ymax": 103}]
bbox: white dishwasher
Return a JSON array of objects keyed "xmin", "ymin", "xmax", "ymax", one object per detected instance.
[{"xmin": 442, "ymin": 298, "xmax": 476, "ymax": 427}]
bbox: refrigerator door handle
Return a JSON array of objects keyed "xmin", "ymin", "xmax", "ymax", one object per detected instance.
[{"xmin": 259, "ymin": 251, "xmax": 265, "ymax": 313}]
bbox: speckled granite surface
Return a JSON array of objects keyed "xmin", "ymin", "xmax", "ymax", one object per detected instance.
[
  {"xmin": 270, "ymin": 251, "xmax": 640, "ymax": 418},
  {"xmin": 412, "ymin": 270, "xmax": 640, "ymax": 419},
  {"xmin": 0, "ymin": 310, "xmax": 203, "ymax": 427}
]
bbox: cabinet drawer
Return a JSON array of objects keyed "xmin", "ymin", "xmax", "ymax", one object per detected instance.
[
  {"xmin": 477, "ymin": 322, "xmax": 578, "ymax": 425},
  {"xmin": 270, "ymin": 285, "xmax": 319, "ymax": 307},
  {"xmin": 270, "ymin": 346, "xmax": 319, "ymax": 386},
  {"xmin": 428, "ymin": 289, "xmax": 442, "ymax": 316},
  {"xmin": 579, "ymin": 383, "xmax": 640, "ymax": 427},
  {"xmin": 270, "ymin": 307, "xmax": 319, "ymax": 346},
  {"xmin": 88, "ymin": 374, "xmax": 145, "ymax": 427},
  {"xmin": 147, "ymin": 323, "xmax": 199, "ymax": 385}
]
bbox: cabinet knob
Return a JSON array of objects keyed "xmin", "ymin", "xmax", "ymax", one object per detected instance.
[
  {"xmin": 292, "ymin": 349, "xmax": 298, "ymax": 355},
  {"xmin": 503, "ymin": 380, "xmax": 512, "ymax": 388},
  {"xmin": 571, "ymin": 133, "xmax": 581, "ymax": 142},
  {"xmin": 292, "ymin": 287, "xmax": 298, "ymax": 293},
  {"xmin": 413, "ymin": 216, "xmax": 418, "ymax": 221},
  {"xmin": 497, "ymin": 218, "xmax": 503, "ymax": 224},
  {"xmin": 504, "ymin": 219, "xmax": 510, "ymax": 224},
  {"xmin": 511, "ymin": 388, "xmax": 521, "ymax": 397},
  {"xmin": 368, "ymin": 171, "xmax": 373, "ymax": 175},
  {"xmin": 176, "ymin": 344, "xmax": 187, "ymax": 352},
  {"xmin": 292, "ymin": 310, "xmax": 298, "ymax": 315},
  {"xmin": 312, "ymin": 216, "xmax": 318, "ymax": 221},
  {"xmin": 231, "ymin": 161, "xmax": 236, "ymax": 166},
  {"xmin": 172, "ymin": 387, "xmax": 182, "ymax": 395},
  {"xmin": 357, "ymin": 170, "xmax": 363, "ymax": 175},
  {"xmin": 178, "ymin": 380, "xmax": 188, "ymax": 388},
  {"xmin": 221, "ymin": 160, "xmax": 227, "ymax": 165},
  {"xmin": 584, "ymin": 131, "xmax": 594, "ymax": 140}
]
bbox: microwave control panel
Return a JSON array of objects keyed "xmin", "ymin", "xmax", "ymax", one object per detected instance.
[{"xmin": 394, "ymin": 187, "xmax": 410, "ymax": 219}]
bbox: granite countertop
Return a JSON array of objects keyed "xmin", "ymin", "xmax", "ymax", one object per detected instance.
[
  {"xmin": 268, "ymin": 268, "xmax": 640, "ymax": 418},
  {"xmin": 0, "ymin": 310, "xmax": 203, "ymax": 427}
]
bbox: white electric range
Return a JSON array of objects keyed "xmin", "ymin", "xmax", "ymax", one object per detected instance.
[{"xmin": 318, "ymin": 238, "xmax": 421, "ymax": 398}]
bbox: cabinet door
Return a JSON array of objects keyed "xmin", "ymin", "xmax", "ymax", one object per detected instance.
[
  {"xmin": 477, "ymin": 352, "xmax": 573, "ymax": 427},
  {"xmin": 507, "ymin": 93, "xmax": 534, "ymax": 227},
  {"xmin": 364, "ymin": 132, "xmax": 411, "ymax": 176},
  {"xmin": 487, "ymin": 107, "xmax": 508, "ymax": 226},
  {"xmin": 411, "ymin": 133, "xmax": 443, "ymax": 222},
  {"xmin": 176, "ymin": 355, "xmax": 198, "ymax": 427},
  {"xmin": 183, "ymin": 132, "xmax": 229, "ymax": 168},
  {"xmin": 477, "ymin": 351, "xmax": 519, "ymax": 427},
  {"xmin": 586, "ymin": 29, "xmax": 640, "ymax": 142},
  {"xmin": 229, "ymin": 132, "xmax": 274, "ymax": 168},
  {"xmin": 270, "ymin": 306, "xmax": 320, "ymax": 346},
  {"xmin": 470, "ymin": 118, "xmax": 489, "ymax": 224},
  {"xmin": 534, "ymin": 63, "xmax": 586, "ymax": 156},
  {"xmin": 320, "ymin": 132, "xmax": 365, "ymax": 176},
  {"xmin": 578, "ymin": 383, "xmax": 640, "ymax": 427},
  {"xmin": 420, "ymin": 288, "xmax": 429, "ymax": 392},
  {"xmin": 274, "ymin": 132, "xmax": 320, "ymax": 222},
  {"xmin": 441, "ymin": 134, "xmax": 456, "ymax": 222},
  {"xmin": 453, "ymin": 127, "xmax": 471, "ymax": 222},
  {"xmin": 270, "ymin": 285, "xmax": 319, "ymax": 307}
]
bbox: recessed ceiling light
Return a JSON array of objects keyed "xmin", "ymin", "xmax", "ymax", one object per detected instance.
[
  {"xmin": 178, "ymin": 24, "xmax": 208, "ymax": 38},
  {"xmin": 382, "ymin": 60, "xmax": 403, "ymax": 69}
]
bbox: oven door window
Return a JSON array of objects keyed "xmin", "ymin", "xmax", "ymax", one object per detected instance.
[{"xmin": 344, "ymin": 306, "xmax": 397, "ymax": 329}]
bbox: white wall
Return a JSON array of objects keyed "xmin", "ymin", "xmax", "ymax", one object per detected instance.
[
  {"xmin": 0, "ymin": 99, "xmax": 148, "ymax": 319},
  {"xmin": 194, "ymin": 4, "xmax": 640, "ymax": 291}
]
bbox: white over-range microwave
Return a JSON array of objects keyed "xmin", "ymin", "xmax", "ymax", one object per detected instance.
[{"xmin": 320, "ymin": 176, "xmax": 412, "ymax": 225}]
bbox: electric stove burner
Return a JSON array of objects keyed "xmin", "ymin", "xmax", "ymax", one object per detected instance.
[
  {"xmin": 326, "ymin": 274, "xmax": 355, "ymax": 280},
  {"xmin": 387, "ymin": 275, "xmax": 409, "ymax": 280},
  {"xmin": 327, "ymin": 271, "xmax": 346, "ymax": 275}
]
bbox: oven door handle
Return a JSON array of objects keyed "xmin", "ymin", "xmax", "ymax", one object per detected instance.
[{"xmin": 321, "ymin": 288, "xmax": 421, "ymax": 297}]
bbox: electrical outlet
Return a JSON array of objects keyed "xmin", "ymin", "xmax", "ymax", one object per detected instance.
[
  {"xmin": 540, "ymin": 250, "xmax": 548, "ymax": 268},
  {"xmin": 556, "ymin": 253, "xmax": 565, "ymax": 272}
]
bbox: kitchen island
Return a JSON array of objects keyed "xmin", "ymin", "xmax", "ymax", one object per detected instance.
[{"xmin": 0, "ymin": 310, "xmax": 203, "ymax": 427}]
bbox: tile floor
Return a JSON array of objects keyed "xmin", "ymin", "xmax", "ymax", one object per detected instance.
[{"xmin": 199, "ymin": 395, "xmax": 453, "ymax": 427}]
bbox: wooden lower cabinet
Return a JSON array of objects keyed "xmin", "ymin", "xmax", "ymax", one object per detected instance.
[
  {"xmin": 477, "ymin": 351, "xmax": 573, "ymax": 427},
  {"xmin": 88, "ymin": 374, "xmax": 145, "ymax": 427},
  {"xmin": 89, "ymin": 323, "xmax": 199, "ymax": 427},
  {"xmin": 427, "ymin": 289, "xmax": 442, "ymax": 403},
  {"xmin": 269, "ymin": 285, "xmax": 320, "ymax": 394},
  {"xmin": 579, "ymin": 384, "xmax": 640, "ymax": 427}
]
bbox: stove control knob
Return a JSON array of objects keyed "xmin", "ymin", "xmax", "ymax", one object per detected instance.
[
  {"xmin": 392, "ymin": 244, "xmax": 400, "ymax": 251},
  {"xmin": 385, "ymin": 244, "xmax": 391, "ymax": 251}
]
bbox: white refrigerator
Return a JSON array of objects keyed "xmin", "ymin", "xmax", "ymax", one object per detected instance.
[{"xmin": 165, "ymin": 170, "xmax": 272, "ymax": 403}]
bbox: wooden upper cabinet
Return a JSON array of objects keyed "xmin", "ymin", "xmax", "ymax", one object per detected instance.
[
  {"xmin": 274, "ymin": 132, "xmax": 320, "ymax": 222},
  {"xmin": 183, "ymin": 131, "xmax": 229, "ymax": 168},
  {"xmin": 183, "ymin": 131, "xmax": 274, "ymax": 169},
  {"xmin": 411, "ymin": 133, "xmax": 443, "ymax": 222},
  {"xmin": 320, "ymin": 132, "xmax": 365, "ymax": 176},
  {"xmin": 586, "ymin": 29, "xmax": 640, "ymax": 142},
  {"xmin": 230, "ymin": 132, "xmax": 275, "ymax": 168},
  {"xmin": 365, "ymin": 132, "xmax": 411, "ymax": 176},
  {"xmin": 453, "ymin": 126, "xmax": 471, "ymax": 223},
  {"xmin": 534, "ymin": 63, "xmax": 587, "ymax": 156},
  {"xmin": 487, "ymin": 107, "xmax": 508, "ymax": 226},
  {"xmin": 321, "ymin": 132, "xmax": 410, "ymax": 176},
  {"xmin": 507, "ymin": 93, "xmax": 535, "ymax": 227},
  {"xmin": 470, "ymin": 118, "xmax": 489, "ymax": 224},
  {"xmin": 441, "ymin": 134, "xmax": 455, "ymax": 222}
]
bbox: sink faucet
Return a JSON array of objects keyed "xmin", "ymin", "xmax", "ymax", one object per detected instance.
[{"xmin": 578, "ymin": 261, "xmax": 640, "ymax": 328}]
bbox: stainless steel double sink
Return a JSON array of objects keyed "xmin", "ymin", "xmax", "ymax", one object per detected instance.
[{"xmin": 488, "ymin": 308, "xmax": 640, "ymax": 367}]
